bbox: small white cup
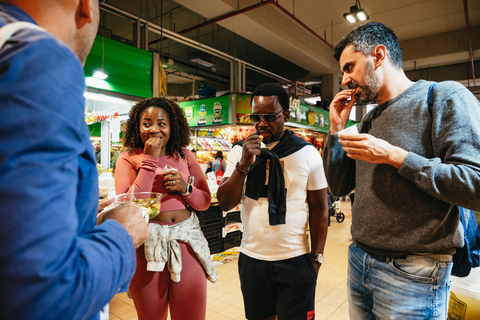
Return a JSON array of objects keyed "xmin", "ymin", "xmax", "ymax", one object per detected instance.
[{"xmin": 338, "ymin": 125, "xmax": 359, "ymax": 135}]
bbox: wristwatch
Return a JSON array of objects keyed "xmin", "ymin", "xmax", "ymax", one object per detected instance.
[
  {"xmin": 180, "ymin": 184, "xmax": 193, "ymax": 197},
  {"xmin": 309, "ymin": 253, "xmax": 324, "ymax": 265}
]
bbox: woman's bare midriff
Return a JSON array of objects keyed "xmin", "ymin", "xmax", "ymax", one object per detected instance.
[{"xmin": 150, "ymin": 208, "xmax": 191, "ymax": 223}]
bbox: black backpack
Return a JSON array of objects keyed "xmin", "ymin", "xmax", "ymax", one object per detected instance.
[{"xmin": 428, "ymin": 83, "xmax": 480, "ymax": 277}]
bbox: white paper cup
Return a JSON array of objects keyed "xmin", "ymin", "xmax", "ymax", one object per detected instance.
[{"xmin": 338, "ymin": 125, "xmax": 359, "ymax": 135}]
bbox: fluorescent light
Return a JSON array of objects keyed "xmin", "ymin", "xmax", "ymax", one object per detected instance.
[
  {"xmin": 344, "ymin": 13, "xmax": 356, "ymax": 23},
  {"xmin": 344, "ymin": 1, "xmax": 369, "ymax": 24},
  {"xmin": 190, "ymin": 58, "xmax": 214, "ymax": 68},
  {"xmin": 84, "ymin": 92, "xmax": 128, "ymax": 105},
  {"xmin": 357, "ymin": 11, "xmax": 368, "ymax": 21},
  {"xmin": 305, "ymin": 97, "xmax": 321, "ymax": 104},
  {"xmin": 93, "ymin": 69, "xmax": 108, "ymax": 80}
]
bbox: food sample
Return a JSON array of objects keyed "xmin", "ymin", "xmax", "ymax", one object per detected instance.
[
  {"xmin": 132, "ymin": 197, "xmax": 161, "ymax": 219},
  {"xmin": 114, "ymin": 192, "xmax": 166, "ymax": 220}
]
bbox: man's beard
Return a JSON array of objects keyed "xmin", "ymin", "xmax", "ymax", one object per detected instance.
[{"xmin": 357, "ymin": 62, "xmax": 380, "ymax": 104}]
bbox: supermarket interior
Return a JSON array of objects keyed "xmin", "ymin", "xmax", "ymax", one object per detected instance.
[{"xmin": 83, "ymin": 1, "xmax": 479, "ymax": 320}]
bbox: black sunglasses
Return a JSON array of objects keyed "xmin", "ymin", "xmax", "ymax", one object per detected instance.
[{"xmin": 250, "ymin": 110, "xmax": 284, "ymax": 123}]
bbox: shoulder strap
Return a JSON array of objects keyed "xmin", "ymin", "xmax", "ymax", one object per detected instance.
[
  {"xmin": 459, "ymin": 207, "xmax": 470, "ymax": 247},
  {"xmin": 0, "ymin": 21, "xmax": 46, "ymax": 49},
  {"xmin": 427, "ymin": 83, "xmax": 437, "ymax": 114}
]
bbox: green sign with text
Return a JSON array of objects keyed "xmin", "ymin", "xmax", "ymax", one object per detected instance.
[
  {"xmin": 235, "ymin": 95, "xmax": 356, "ymax": 133},
  {"xmin": 179, "ymin": 96, "xmax": 230, "ymax": 127}
]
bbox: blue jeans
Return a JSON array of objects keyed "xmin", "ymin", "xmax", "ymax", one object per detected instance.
[{"xmin": 348, "ymin": 244, "xmax": 453, "ymax": 320}]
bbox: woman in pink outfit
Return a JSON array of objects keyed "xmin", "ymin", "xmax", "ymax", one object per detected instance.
[{"xmin": 116, "ymin": 97, "xmax": 216, "ymax": 320}]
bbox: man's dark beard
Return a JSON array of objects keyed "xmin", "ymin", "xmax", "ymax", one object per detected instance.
[{"xmin": 357, "ymin": 62, "xmax": 380, "ymax": 104}]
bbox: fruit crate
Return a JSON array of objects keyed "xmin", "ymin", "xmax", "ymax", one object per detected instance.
[
  {"xmin": 196, "ymin": 205, "xmax": 222, "ymax": 226},
  {"xmin": 222, "ymin": 230, "xmax": 242, "ymax": 251},
  {"xmin": 223, "ymin": 211, "xmax": 241, "ymax": 226},
  {"xmin": 201, "ymin": 221, "xmax": 223, "ymax": 240},
  {"xmin": 207, "ymin": 237, "xmax": 223, "ymax": 254}
]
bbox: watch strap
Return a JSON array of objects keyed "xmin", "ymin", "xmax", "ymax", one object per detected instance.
[{"xmin": 180, "ymin": 184, "xmax": 193, "ymax": 197}]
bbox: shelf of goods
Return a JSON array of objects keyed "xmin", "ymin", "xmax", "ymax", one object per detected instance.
[
  {"xmin": 193, "ymin": 137, "xmax": 231, "ymax": 152},
  {"xmin": 195, "ymin": 204, "xmax": 242, "ymax": 254}
]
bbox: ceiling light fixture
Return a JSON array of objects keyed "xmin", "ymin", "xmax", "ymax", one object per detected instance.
[
  {"xmin": 93, "ymin": 37, "xmax": 108, "ymax": 79},
  {"xmin": 343, "ymin": 0, "xmax": 369, "ymax": 24},
  {"xmin": 92, "ymin": 69, "xmax": 108, "ymax": 80},
  {"xmin": 190, "ymin": 58, "xmax": 214, "ymax": 68}
]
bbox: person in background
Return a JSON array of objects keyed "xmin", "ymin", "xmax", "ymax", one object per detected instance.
[
  {"xmin": 115, "ymin": 97, "xmax": 217, "ymax": 320},
  {"xmin": 93, "ymin": 140, "xmax": 101, "ymax": 164},
  {"xmin": 323, "ymin": 22, "xmax": 480, "ymax": 319},
  {"xmin": 0, "ymin": 1, "xmax": 150, "ymax": 319},
  {"xmin": 205, "ymin": 160, "xmax": 213, "ymax": 174},
  {"xmin": 217, "ymin": 83, "xmax": 329, "ymax": 320},
  {"xmin": 211, "ymin": 150, "xmax": 226, "ymax": 176},
  {"xmin": 191, "ymin": 149, "xmax": 197, "ymax": 158}
]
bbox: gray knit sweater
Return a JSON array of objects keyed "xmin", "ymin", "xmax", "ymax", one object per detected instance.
[{"xmin": 323, "ymin": 80, "xmax": 480, "ymax": 256}]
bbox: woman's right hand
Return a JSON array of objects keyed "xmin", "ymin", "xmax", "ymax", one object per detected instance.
[{"xmin": 143, "ymin": 137, "xmax": 164, "ymax": 157}]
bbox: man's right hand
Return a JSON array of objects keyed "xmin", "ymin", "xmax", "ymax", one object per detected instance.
[
  {"xmin": 97, "ymin": 203, "xmax": 150, "ymax": 249},
  {"xmin": 239, "ymin": 133, "xmax": 262, "ymax": 170},
  {"xmin": 329, "ymin": 89, "xmax": 357, "ymax": 134}
]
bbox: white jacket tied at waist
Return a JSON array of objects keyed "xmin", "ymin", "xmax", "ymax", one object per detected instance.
[{"xmin": 145, "ymin": 212, "xmax": 218, "ymax": 283}]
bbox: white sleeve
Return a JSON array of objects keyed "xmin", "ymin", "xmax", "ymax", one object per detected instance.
[
  {"xmin": 306, "ymin": 146, "xmax": 328, "ymax": 191},
  {"xmin": 224, "ymin": 145, "xmax": 242, "ymax": 178}
]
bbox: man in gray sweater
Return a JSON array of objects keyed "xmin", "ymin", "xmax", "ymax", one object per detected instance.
[{"xmin": 323, "ymin": 22, "xmax": 480, "ymax": 319}]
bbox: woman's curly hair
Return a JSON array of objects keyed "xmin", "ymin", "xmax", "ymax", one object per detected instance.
[{"xmin": 123, "ymin": 97, "xmax": 190, "ymax": 157}]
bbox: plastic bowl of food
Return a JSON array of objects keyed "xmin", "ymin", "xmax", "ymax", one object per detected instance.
[{"xmin": 114, "ymin": 192, "xmax": 166, "ymax": 220}]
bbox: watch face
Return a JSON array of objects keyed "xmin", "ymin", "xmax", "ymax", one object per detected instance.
[
  {"xmin": 310, "ymin": 253, "xmax": 324, "ymax": 264},
  {"xmin": 317, "ymin": 254, "xmax": 324, "ymax": 263}
]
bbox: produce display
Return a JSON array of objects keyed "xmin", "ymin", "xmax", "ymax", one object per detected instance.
[
  {"xmin": 190, "ymin": 127, "xmax": 324, "ymax": 164},
  {"xmin": 216, "ymin": 139, "xmax": 231, "ymax": 150},
  {"xmin": 197, "ymin": 138, "xmax": 213, "ymax": 150}
]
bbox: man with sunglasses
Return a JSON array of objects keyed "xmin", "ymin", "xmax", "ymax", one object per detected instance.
[
  {"xmin": 0, "ymin": 1, "xmax": 149, "ymax": 319},
  {"xmin": 218, "ymin": 83, "xmax": 329, "ymax": 320},
  {"xmin": 323, "ymin": 22, "xmax": 480, "ymax": 319}
]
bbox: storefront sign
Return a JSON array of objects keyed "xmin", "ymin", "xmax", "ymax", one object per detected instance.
[
  {"xmin": 289, "ymin": 99, "xmax": 330, "ymax": 131},
  {"xmin": 236, "ymin": 95, "xmax": 253, "ymax": 124},
  {"xmin": 236, "ymin": 94, "xmax": 356, "ymax": 133},
  {"xmin": 179, "ymin": 96, "xmax": 230, "ymax": 127}
]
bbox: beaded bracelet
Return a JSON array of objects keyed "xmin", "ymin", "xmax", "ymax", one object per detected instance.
[{"xmin": 235, "ymin": 162, "xmax": 248, "ymax": 176}]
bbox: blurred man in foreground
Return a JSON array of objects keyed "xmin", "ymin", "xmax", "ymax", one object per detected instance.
[{"xmin": 0, "ymin": 1, "xmax": 149, "ymax": 319}]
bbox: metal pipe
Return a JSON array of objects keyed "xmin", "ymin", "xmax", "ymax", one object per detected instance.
[
  {"xmin": 178, "ymin": 0, "xmax": 334, "ymax": 50},
  {"xmin": 100, "ymin": 3, "xmax": 290, "ymax": 82},
  {"xmin": 463, "ymin": 0, "xmax": 476, "ymax": 86}
]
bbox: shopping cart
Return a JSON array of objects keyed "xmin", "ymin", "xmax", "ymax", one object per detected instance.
[{"xmin": 328, "ymin": 194, "xmax": 345, "ymax": 223}]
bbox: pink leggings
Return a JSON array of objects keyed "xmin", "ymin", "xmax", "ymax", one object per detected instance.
[{"xmin": 129, "ymin": 223, "xmax": 207, "ymax": 320}]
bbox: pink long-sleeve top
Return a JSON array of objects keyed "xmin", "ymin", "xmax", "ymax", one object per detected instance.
[{"xmin": 115, "ymin": 149, "xmax": 211, "ymax": 212}]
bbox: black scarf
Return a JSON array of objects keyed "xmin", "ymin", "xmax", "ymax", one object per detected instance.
[{"xmin": 244, "ymin": 130, "xmax": 310, "ymax": 225}]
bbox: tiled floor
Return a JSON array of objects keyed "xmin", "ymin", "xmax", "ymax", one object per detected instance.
[{"xmin": 109, "ymin": 201, "xmax": 352, "ymax": 320}]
